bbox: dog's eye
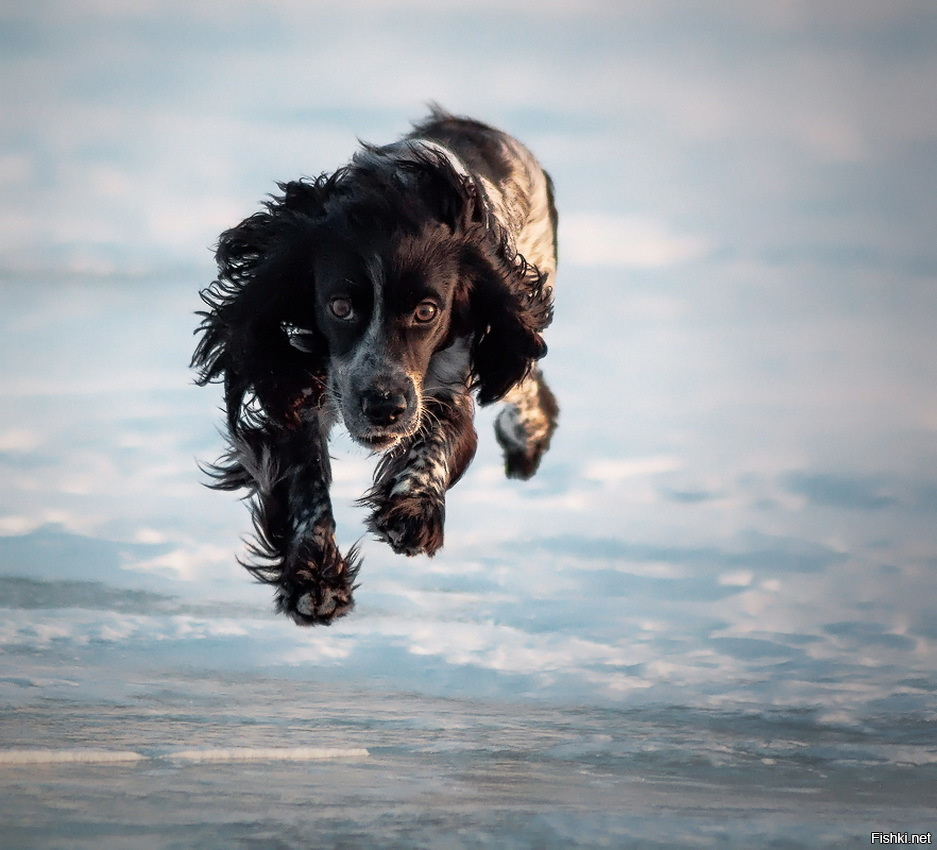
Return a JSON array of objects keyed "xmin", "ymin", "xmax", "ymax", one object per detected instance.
[
  {"xmin": 413, "ymin": 301, "xmax": 438, "ymax": 323},
  {"xmin": 329, "ymin": 297, "xmax": 354, "ymax": 320}
]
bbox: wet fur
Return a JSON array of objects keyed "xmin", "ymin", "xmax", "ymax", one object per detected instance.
[{"xmin": 192, "ymin": 108, "xmax": 559, "ymax": 625}]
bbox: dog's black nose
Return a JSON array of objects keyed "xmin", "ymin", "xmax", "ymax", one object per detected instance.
[{"xmin": 361, "ymin": 389, "xmax": 408, "ymax": 426}]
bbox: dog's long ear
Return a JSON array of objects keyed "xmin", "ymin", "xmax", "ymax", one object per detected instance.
[
  {"xmin": 407, "ymin": 157, "xmax": 554, "ymax": 405},
  {"xmin": 462, "ymin": 230, "xmax": 554, "ymax": 406},
  {"xmin": 191, "ymin": 179, "xmax": 332, "ymax": 432}
]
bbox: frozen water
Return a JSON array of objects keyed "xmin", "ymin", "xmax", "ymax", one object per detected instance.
[
  {"xmin": 1, "ymin": 2, "xmax": 936, "ymax": 847},
  {"xmin": 2, "ymin": 677, "xmax": 933, "ymax": 849}
]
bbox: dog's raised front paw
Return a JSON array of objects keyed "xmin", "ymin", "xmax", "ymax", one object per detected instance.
[{"xmin": 367, "ymin": 492, "xmax": 445, "ymax": 557}]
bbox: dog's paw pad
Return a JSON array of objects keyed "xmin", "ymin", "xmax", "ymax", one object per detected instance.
[
  {"xmin": 296, "ymin": 589, "xmax": 344, "ymax": 618},
  {"xmin": 280, "ymin": 547, "xmax": 360, "ymax": 626},
  {"xmin": 290, "ymin": 586, "xmax": 353, "ymax": 626},
  {"xmin": 368, "ymin": 495, "xmax": 445, "ymax": 557}
]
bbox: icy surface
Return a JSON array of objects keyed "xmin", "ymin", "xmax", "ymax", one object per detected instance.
[{"xmin": 1, "ymin": 2, "xmax": 936, "ymax": 847}]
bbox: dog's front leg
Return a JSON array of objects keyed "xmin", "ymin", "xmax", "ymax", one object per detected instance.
[
  {"xmin": 363, "ymin": 392, "xmax": 478, "ymax": 557},
  {"xmin": 241, "ymin": 419, "xmax": 360, "ymax": 626}
]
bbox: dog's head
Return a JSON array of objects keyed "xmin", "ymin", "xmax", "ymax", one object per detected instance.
[
  {"xmin": 192, "ymin": 147, "xmax": 552, "ymax": 449},
  {"xmin": 311, "ymin": 224, "xmax": 466, "ymax": 449}
]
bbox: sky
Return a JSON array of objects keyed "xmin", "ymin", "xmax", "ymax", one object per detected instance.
[{"xmin": 0, "ymin": 0, "xmax": 935, "ymax": 719}]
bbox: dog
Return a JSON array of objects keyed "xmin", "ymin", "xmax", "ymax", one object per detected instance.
[{"xmin": 192, "ymin": 107, "xmax": 558, "ymax": 625}]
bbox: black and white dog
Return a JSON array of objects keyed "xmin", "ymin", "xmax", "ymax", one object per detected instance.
[{"xmin": 192, "ymin": 108, "xmax": 558, "ymax": 625}]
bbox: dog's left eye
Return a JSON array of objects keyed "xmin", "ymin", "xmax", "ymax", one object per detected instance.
[
  {"xmin": 413, "ymin": 301, "xmax": 438, "ymax": 323},
  {"xmin": 329, "ymin": 297, "xmax": 354, "ymax": 320}
]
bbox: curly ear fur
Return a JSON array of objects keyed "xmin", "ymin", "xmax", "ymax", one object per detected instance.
[
  {"xmin": 340, "ymin": 143, "xmax": 553, "ymax": 408},
  {"xmin": 462, "ymin": 230, "xmax": 554, "ymax": 406},
  {"xmin": 191, "ymin": 180, "xmax": 333, "ymax": 433}
]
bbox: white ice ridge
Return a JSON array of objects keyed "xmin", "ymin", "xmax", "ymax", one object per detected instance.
[
  {"xmin": 0, "ymin": 747, "xmax": 369, "ymax": 766},
  {"xmin": 168, "ymin": 747, "xmax": 370, "ymax": 763},
  {"xmin": 0, "ymin": 749, "xmax": 146, "ymax": 766}
]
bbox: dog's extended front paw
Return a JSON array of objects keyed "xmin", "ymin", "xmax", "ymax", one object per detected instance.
[
  {"xmin": 276, "ymin": 544, "xmax": 361, "ymax": 627},
  {"xmin": 367, "ymin": 492, "xmax": 445, "ymax": 557}
]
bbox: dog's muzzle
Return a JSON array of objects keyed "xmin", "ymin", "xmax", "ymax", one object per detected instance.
[
  {"xmin": 360, "ymin": 387, "xmax": 408, "ymax": 427},
  {"xmin": 345, "ymin": 375, "xmax": 419, "ymax": 448}
]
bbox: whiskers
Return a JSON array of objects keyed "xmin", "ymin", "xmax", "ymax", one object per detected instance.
[{"xmin": 320, "ymin": 381, "xmax": 344, "ymax": 423}]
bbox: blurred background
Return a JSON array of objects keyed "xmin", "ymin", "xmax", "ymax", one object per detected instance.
[{"xmin": 1, "ymin": 1, "xmax": 935, "ymax": 847}]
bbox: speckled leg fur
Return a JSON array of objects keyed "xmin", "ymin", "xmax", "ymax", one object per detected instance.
[
  {"xmin": 363, "ymin": 393, "xmax": 478, "ymax": 557},
  {"xmin": 494, "ymin": 368, "xmax": 559, "ymax": 480}
]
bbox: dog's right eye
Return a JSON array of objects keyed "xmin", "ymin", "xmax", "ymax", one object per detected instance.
[{"xmin": 329, "ymin": 297, "xmax": 354, "ymax": 320}]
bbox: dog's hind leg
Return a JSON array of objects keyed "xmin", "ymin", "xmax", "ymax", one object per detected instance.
[{"xmin": 493, "ymin": 367, "xmax": 559, "ymax": 480}]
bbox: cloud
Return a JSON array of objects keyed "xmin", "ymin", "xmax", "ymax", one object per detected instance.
[
  {"xmin": 783, "ymin": 472, "xmax": 899, "ymax": 510},
  {"xmin": 583, "ymin": 455, "xmax": 681, "ymax": 484},
  {"xmin": 561, "ymin": 213, "xmax": 710, "ymax": 268},
  {"xmin": 512, "ymin": 533, "xmax": 848, "ymax": 575},
  {"xmin": 0, "ymin": 429, "xmax": 41, "ymax": 452},
  {"xmin": 824, "ymin": 620, "xmax": 916, "ymax": 651}
]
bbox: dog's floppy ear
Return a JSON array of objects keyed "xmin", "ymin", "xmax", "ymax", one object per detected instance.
[
  {"xmin": 462, "ymin": 230, "xmax": 554, "ymax": 406},
  {"xmin": 382, "ymin": 149, "xmax": 553, "ymax": 404},
  {"xmin": 191, "ymin": 179, "xmax": 332, "ymax": 431}
]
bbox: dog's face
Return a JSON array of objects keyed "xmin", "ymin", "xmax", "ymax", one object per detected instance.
[
  {"xmin": 194, "ymin": 155, "xmax": 552, "ymax": 451},
  {"xmin": 314, "ymin": 227, "xmax": 467, "ymax": 450}
]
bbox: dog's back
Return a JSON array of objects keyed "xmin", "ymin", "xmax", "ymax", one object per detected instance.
[{"xmin": 406, "ymin": 111, "xmax": 558, "ymax": 287}]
